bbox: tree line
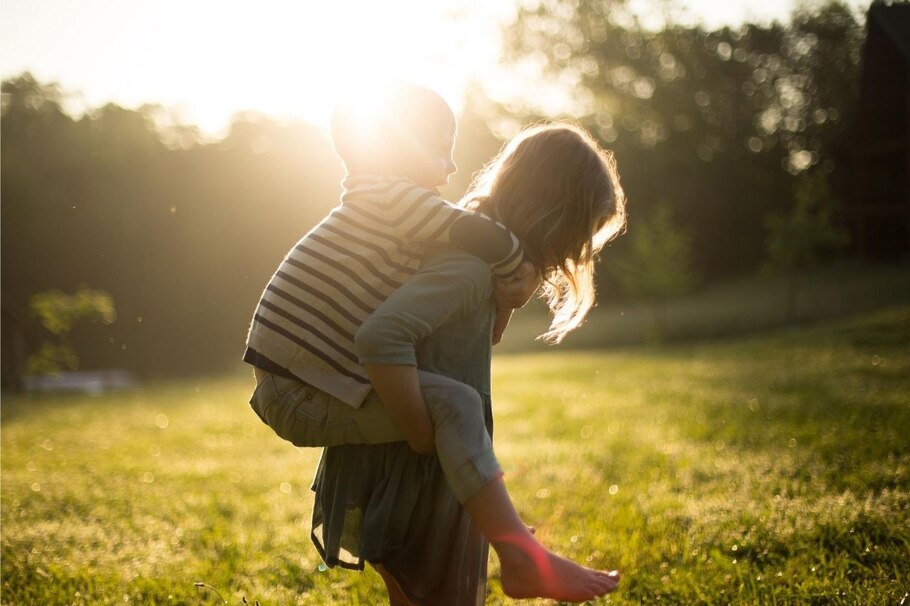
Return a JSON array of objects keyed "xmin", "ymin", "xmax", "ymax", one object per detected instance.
[{"xmin": 1, "ymin": 0, "xmax": 869, "ymax": 382}]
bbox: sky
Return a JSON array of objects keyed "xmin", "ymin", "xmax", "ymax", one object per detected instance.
[{"xmin": 1, "ymin": 0, "xmax": 871, "ymax": 139}]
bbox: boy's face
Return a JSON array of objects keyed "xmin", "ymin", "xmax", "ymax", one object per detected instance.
[{"xmin": 408, "ymin": 118, "xmax": 457, "ymax": 191}]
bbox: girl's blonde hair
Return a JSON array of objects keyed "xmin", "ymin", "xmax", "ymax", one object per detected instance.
[{"xmin": 464, "ymin": 122, "xmax": 627, "ymax": 343}]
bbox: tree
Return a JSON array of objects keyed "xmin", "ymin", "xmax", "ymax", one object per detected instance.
[
  {"xmin": 494, "ymin": 0, "xmax": 864, "ymax": 279},
  {"xmin": 25, "ymin": 287, "xmax": 116, "ymax": 375},
  {"xmin": 609, "ymin": 202, "xmax": 697, "ymax": 341},
  {"xmin": 764, "ymin": 170, "xmax": 850, "ymax": 324},
  {"xmin": 1, "ymin": 71, "xmax": 346, "ymax": 378}
]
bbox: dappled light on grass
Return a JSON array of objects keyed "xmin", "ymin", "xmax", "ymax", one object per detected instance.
[
  {"xmin": 3, "ymin": 307, "xmax": 909, "ymax": 604},
  {"xmin": 0, "ymin": 379, "xmax": 364, "ymax": 604},
  {"xmin": 488, "ymin": 307, "xmax": 910, "ymax": 604}
]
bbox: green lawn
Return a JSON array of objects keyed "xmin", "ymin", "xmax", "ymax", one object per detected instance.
[
  {"xmin": 497, "ymin": 262, "xmax": 910, "ymax": 351},
  {"xmin": 2, "ymin": 306, "xmax": 908, "ymax": 605}
]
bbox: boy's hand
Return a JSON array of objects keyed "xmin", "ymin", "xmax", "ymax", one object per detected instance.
[{"xmin": 493, "ymin": 261, "xmax": 540, "ymax": 310}]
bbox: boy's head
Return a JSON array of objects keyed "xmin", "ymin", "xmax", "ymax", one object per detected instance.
[{"xmin": 331, "ymin": 81, "xmax": 457, "ymax": 189}]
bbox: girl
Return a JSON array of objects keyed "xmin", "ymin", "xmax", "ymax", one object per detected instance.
[{"xmin": 312, "ymin": 121, "xmax": 628, "ymax": 604}]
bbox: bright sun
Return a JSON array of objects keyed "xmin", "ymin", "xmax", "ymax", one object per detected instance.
[
  {"xmin": 2, "ymin": 0, "xmax": 872, "ymax": 139},
  {"xmin": 242, "ymin": 3, "xmax": 447, "ymax": 129},
  {"xmin": 205, "ymin": 1, "xmax": 510, "ymax": 135},
  {"xmin": 2, "ymin": 0, "xmax": 511, "ymax": 138}
]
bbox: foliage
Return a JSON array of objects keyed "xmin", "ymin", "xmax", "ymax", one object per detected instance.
[
  {"xmin": 2, "ymin": 307, "xmax": 908, "ymax": 604},
  {"xmin": 764, "ymin": 170, "xmax": 850, "ymax": 273},
  {"xmin": 503, "ymin": 0, "xmax": 864, "ymax": 168},
  {"xmin": 1, "ymin": 72, "xmax": 344, "ymax": 378},
  {"xmin": 499, "ymin": 263, "xmax": 910, "ymax": 352},
  {"xmin": 29, "ymin": 287, "xmax": 116, "ymax": 336},
  {"xmin": 0, "ymin": 1, "xmax": 872, "ymax": 376},
  {"xmin": 607, "ymin": 202, "xmax": 697, "ymax": 342},
  {"xmin": 497, "ymin": 0, "xmax": 865, "ymax": 277},
  {"xmin": 763, "ymin": 170, "xmax": 851, "ymax": 323},
  {"xmin": 24, "ymin": 342, "xmax": 80, "ymax": 376},
  {"xmin": 0, "ymin": 72, "xmax": 64, "ymax": 115},
  {"xmin": 609, "ymin": 202, "xmax": 697, "ymax": 302},
  {"xmin": 25, "ymin": 287, "xmax": 116, "ymax": 375}
]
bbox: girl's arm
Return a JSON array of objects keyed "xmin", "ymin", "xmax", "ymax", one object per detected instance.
[
  {"xmin": 354, "ymin": 251, "xmax": 492, "ymax": 455},
  {"xmin": 361, "ymin": 364, "xmax": 435, "ymax": 454}
]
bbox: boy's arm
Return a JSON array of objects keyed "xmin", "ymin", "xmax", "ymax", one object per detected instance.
[
  {"xmin": 354, "ymin": 253, "xmax": 492, "ymax": 455},
  {"xmin": 344, "ymin": 178, "xmax": 525, "ymax": 279}
]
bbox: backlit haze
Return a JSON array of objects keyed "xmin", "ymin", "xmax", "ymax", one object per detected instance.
[{"xmin": 1, "ymin": 0, "xmax": 870, "ymax": 139}]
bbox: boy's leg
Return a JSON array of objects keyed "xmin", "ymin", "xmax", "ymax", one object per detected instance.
[
  {"xmin": 413, "ymin": 371, "xmax": 502, "ymax": 504},
  {"xmin": 248, "ymin": 372, "xmax": 382, "ymax": 447},
  {"xmin": 251, "ymin": 372, "xmax": 619, "ymax": 600},
  {"xmin": 343, "ymin": 370, "xmax": 501, "ymax": 503},
  {"xmin": 250, "ymin": 371, "xmax": 502, "ymax": 503},
  {"xmin": 360, "ymin": 374, "xmax": 621, "ymax": 601},
  {"xmin": 249, "ymin": 370, "xmax": 502, "ymax": 504}
]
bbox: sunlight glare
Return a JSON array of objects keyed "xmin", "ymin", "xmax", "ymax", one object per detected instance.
[
  {"xmin": 170, "ymin": 0, "xmax": 494, "ymax": 136},
  {"xmin": 1, "ymin": 0, "xmax": 509, "ymax": 138}
]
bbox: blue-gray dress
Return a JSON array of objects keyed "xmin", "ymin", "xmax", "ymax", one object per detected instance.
[{"xmin": 311, "ymin": 249, "xmax": 496, "ymax": 605}]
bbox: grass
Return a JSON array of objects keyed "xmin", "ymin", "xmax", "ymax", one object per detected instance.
[
  {"xmin": 497, "ymin": 262, "xmax": 910, "ymax": 351},
  {"xmin": 2, "ymin": 305, "xmax": 909, "ymax": 605}
]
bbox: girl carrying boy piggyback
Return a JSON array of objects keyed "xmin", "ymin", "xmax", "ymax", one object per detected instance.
[{"xmin": 244, "ymin": 81, "xmax": 625, "ymax": 602}]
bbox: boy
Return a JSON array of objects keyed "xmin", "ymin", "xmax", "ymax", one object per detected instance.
[{"xmin": 245, "ymin": 81, "xmax": 535, "ymax": 499}]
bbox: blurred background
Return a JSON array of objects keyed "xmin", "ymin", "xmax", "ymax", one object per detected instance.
[{"xmin": 2, "ymin": 0, "xmax": 909, "ymax": 388}]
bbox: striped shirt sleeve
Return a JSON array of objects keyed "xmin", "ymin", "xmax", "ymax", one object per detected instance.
[{"xmin": 343, "ymin": 178, "xmax": 525, "ymax": 277}]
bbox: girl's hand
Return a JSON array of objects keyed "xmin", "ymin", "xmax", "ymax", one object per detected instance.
[
  {"xmin": 492, "ymin": 262, "xmax": 540, "ymax": 345},
  {"xmin": 492, "ymin": 308, "xmax": 513, "ymax": 345},
  {"xmin": 493, "ymin": 262, "xmax": 540, "ymax": 310}
]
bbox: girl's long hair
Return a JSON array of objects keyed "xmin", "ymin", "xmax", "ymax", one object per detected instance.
[{"xmin": 463, "ymin": 122, "xmax": 627, "ymax": 343}]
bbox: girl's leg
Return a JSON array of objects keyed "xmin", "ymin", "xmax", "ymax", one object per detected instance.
[
  {"xmin": 370, "ymin": 373, "xmax": 621, "ymax": 602},
  {"xmin": 463, "ymin": 477, "xmax": 621, "ymax": 602},
  {"xmin": 372, "ymin": 564, "xmax": 419, "ymax": 606},
  {"xmin": 254, "ymin": 372, "xmax": 620, "ymax": 600}
]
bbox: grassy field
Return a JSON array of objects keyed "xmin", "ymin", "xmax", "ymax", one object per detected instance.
[
  {"xmin": 497, "ymin": 262, "xmax": 910, "ymax": 352},
  {"xmin": 2, "ymin": 305, "xmax": 909, "ymax": 605}
]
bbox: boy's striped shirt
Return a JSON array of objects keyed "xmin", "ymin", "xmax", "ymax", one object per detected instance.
[{"xmin": 245, "ymin": 176, "xmax": 524, "ymax": 408}]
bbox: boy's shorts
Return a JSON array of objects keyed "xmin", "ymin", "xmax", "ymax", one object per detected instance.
[
  {"xmin": 248, "ymin": 372, "xmax": 402, "ymax": 447},
  {"xmin": 248, "ymin": 369, "xmax": 502, "ymax": 503}
]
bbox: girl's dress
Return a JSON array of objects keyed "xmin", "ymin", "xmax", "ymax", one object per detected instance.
[{"xmin": 311, "ymin": 250, "xmax": 496, "ymax": 605}]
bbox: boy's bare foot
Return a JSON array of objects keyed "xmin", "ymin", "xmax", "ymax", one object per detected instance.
[{"xmin": 494, "ymin": 532, "xmax": 620, "ymax": 602}]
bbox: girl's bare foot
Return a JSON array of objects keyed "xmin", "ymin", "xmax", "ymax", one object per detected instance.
[
  {"xmin": 463, "ymin": 479, "xmax": 619, "ymax": 601},
  {"xmin": 494, "ymin": 532, "xmax": 620, "ymax": 602}
]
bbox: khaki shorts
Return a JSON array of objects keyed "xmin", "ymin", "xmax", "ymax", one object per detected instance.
[
  {"xmin": 247, "ymin": 369, "xmax": 502, "ymax": 503},
  {"xmin": 249, "ymin": 372, "xmax": 401, "ymax": 447}
]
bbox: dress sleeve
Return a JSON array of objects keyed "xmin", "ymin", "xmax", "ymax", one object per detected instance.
[
  {"xmin": 354, "ymin": 252, "xmax": 493, "ymax": 366},
  {"xmin": 343, "ymin": 178, "xmax": 524, "ymax": 277}
]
